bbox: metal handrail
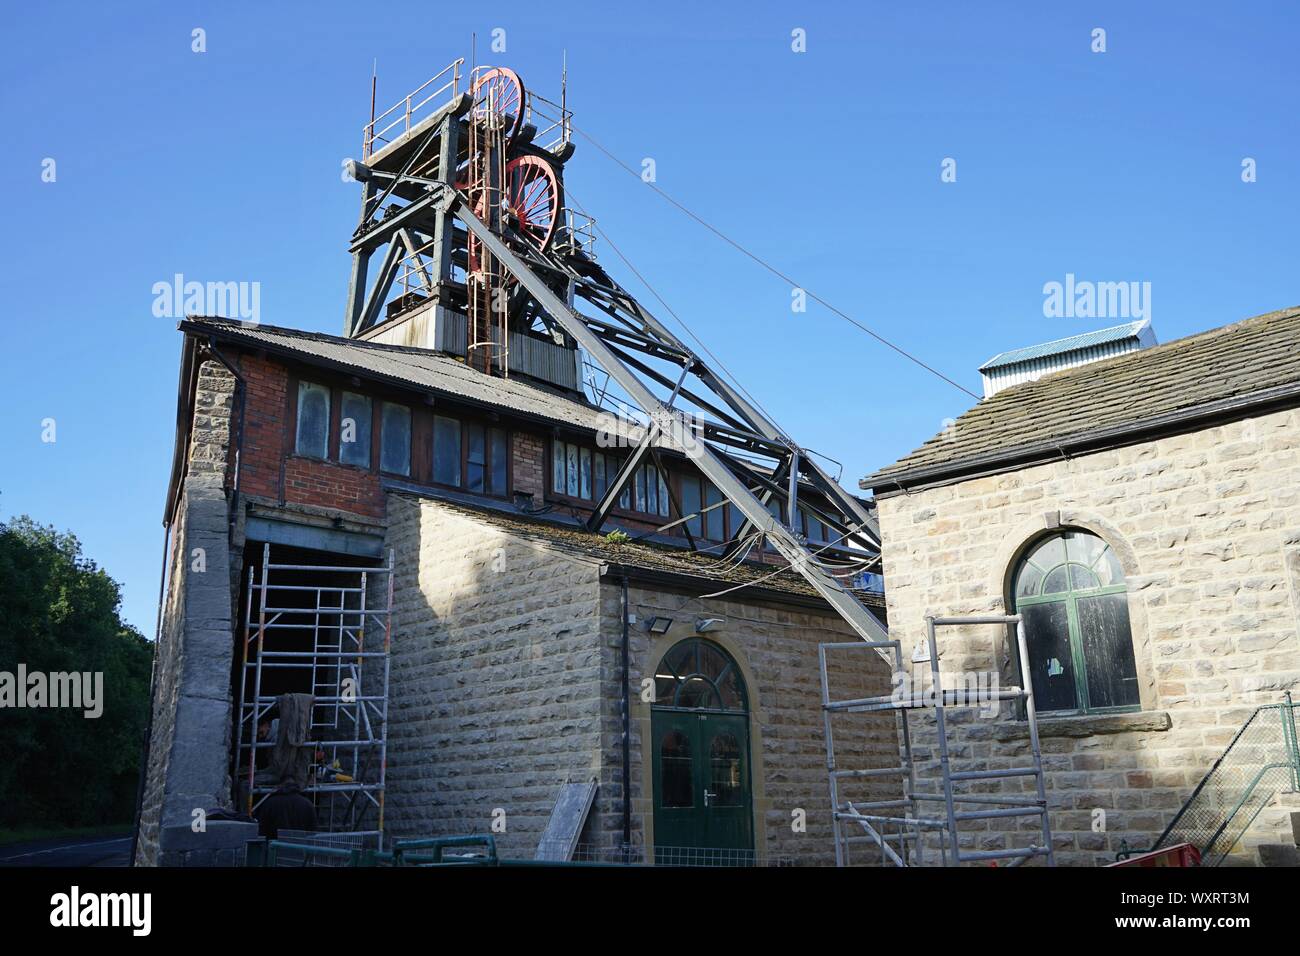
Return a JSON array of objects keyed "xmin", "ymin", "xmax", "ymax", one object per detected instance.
[
  {"xmin": 1150, "ymin": 693, "xmax": 1299, "ymax": 865},
  {"xmin": 364, "ymin": 58, "xmax": 465, "ymax": 158}
]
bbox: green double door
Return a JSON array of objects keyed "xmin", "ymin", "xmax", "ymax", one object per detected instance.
[{"xmin": 651, "ymin": 709, "xmax": 753, "ymax": 862}]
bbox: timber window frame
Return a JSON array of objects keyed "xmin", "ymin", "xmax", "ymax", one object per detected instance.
[
  {"xmin": 1010, "ymin": 530, "xmax": 1140, "ymax": 717},
  {"xmin": 431, "ymin": 413, "xmax": 511, "ymax": 498},
  {"xmin": 548, "ymin": 438, "xmax": 670, "ymax": 520}
]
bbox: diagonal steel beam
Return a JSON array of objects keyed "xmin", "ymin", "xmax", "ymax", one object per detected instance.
[{"xmin": 456, "ymin": 197, "xmax": 890, "ymax": 652}]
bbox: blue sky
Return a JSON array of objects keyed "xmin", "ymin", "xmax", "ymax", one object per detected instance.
[{"xmin": 1, "ymin": 1, "xmax": 1297, "ymax": 635}]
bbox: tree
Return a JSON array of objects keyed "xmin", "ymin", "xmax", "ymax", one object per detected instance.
[{"xmin": 0, "ymin": 516, "xmax": 153, "ymax": 828}]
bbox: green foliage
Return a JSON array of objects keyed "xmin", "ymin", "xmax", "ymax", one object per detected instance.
[
  {"xmin": 0, "ymin": 516, "xmax": 153, "ymax": 828},
  {"xmin": 603, "ymin": 530, "xmax": 631, "ymax": 545}
]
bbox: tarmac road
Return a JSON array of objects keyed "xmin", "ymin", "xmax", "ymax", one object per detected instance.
[{"xmin": 0, "ymin": 832, "xmax": 132, "ymax": 867}]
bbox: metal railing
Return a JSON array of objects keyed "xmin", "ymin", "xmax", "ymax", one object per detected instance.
[
  {"xmin": 1151, "ymin": 693, "xmax": 1300, "ymax": 866},
  {"xmin": 363, "ymin": 58, "xmax": 465, "ymax": 158},
  {"xmin": 525, "ymin": 90, "xmax": 572, "ymax": 153}
]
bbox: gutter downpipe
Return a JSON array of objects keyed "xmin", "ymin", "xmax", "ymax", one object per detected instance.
[{"xmin": 619, "ymin": 565, "xmax": 632, "ymax": 861}]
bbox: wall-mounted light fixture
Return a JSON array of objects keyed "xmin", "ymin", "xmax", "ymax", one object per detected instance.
[
  {"xmin": 695, "ymin": 618, "xmax": 725, "ymax": 633},
  {"xmin": 646, "ymin": 616, "xmax": 673, "ymax": 635}
]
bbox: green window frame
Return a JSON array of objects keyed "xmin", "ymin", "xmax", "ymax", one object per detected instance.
[
  {"xmin": 653, "ymin": 638, "xmax": 748, "ymax": 713},
  {"xmin": 1011, "ymin": 530, "xmax": 1140, "ymax": 716}
]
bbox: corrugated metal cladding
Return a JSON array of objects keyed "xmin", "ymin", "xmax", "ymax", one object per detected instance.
[
  {"xmin": 981, "ymin": 328, "xmax": 1157, "ymax": 397},
  {"xmin": 438, "ymin": 311, "xmax": 580, "ymax": 391}
]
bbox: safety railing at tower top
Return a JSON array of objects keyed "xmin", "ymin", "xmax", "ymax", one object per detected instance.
[
  {"xmin": 363, "ymin": 58, "xmax": 465, "ymax": 158},
  {"xmin": 525, "ymin": 91, "xmax": 572, "ymax": 153},
  {"xmin": 1150, "ymin": 693, "xmax": 1300, "ymax": 866}
]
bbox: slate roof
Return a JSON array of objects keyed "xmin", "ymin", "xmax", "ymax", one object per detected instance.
[
  {"xmin": 867, "ymin": 307, "xmax": 1300, "ymax": 490},
  {"xmin": 399, "ymin": 494, "xmax": 886, "ymax": 610},
  {"xmin": 979, "ymin": 320, "xmax": 1151, "ymax": 370},
  {"xmin": 182, "ymin": 316, "xmax": 610, "ymax": 433}
]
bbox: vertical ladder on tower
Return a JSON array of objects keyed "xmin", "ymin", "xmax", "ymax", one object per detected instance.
[
  {"xmin": 820, "ymin": 615, "xmax": 1056, "ymax": 866},
  {"xmin": 235, "ymin": 544, "xmax": 394, "ymax": 845}
]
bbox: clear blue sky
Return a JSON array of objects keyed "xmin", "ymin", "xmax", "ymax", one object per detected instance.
[{"xmin": 2, "ymin": 1, "xmax": 1297, "ymax": 635}]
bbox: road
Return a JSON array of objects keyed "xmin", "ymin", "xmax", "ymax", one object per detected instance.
[{"xmin": 0, "ymin": 832, "xmax": 132, "ymax": 867}]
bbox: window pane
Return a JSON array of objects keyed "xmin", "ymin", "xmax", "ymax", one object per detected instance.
[
  {"xmin": 1026, "ymin": 535, "xmax": 1067, "ymax": 570},
  {"xmin": 681, "ymin": 477, "xmax": 702, "ymax": 538},
  {"xmin": 465, "ymin": 423, "xmax": 485, "ymax": 493},
  {"xmin": 580, "ymin": 448, "xmax": 592, "ymax": 499},
  {"xmin": 490, "ymin": 428, "xmax": 508, "ymax": 495},
  {"xmin": 339, "ymin": 392, "xmax": 372, "ymax": 467},
  {"xmin": 729, "ymin": 503, "xmax": 743, "ymax": 538},
  {"xmin": 1043, "ymin": 566, "xmax": 1071, "ymax": 594},
  {"xmin": 644, "ymin": 466, "xmax": 658, "ymax": 515},
  {"xmin": 677, "ymin": 677, "xmax": 717, "ymax": 709},
  {"xmin": 1067, "ymin": 531, "xmax": 1107, "ymax": 570},
  {"xmin": 295, "ymin": 382, "xmax": 330, "ymax": 458},
  {"xmin": 660, "ymin": 731, "xmax": 693, "ymax": 808},
  {"xmin": 635, "ymin": 466, "xmax": 647, "ymax": 512},
  {"xmin": 1014, "ymin": 564, "xmax": 1043, "ymax": 599},
  {"xmin": 552, "ymin": 441, "xmax": 565, "ymax": 493},
  {"xmin": 709, "ymin": 733, "xmax": 743, "ymax": 807},
  {"xmin": 703, "ymin": 485, "xmax": 724, "ymax": 540},
  {"xmin": 380, "ymin": 403, "xmax": 411, "ymax": 476},
  {"xmin": 1069, "ymin": 562, "xmax": 1100, "ymax": 590},
  {"xmin": 1021, "ymin": 601, "xmax": 1077, "ymax": 713},
  {"xmin": 657, "ymin": 471, "xmax": 669, "ymax": 517},
  {"xmin": 1077, "ymin": 593, "xmax": 1140, "ymax": 709},
  {"xmin": 565, "ymin": 443, "xmax": 579, "ymax": 497},
  {"xmin": 433, "ymin": 416, "xmax": 462, "ymax": 486},
  {"xmin": 618, "ymin": 463, "xmax": 631, "ymax": 510},
  {"xmin": 594, "ymin": 454, "xmax": 607, "ymax": 500}
]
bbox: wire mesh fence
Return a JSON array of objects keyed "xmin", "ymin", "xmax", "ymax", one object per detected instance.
[{"xmin": 1153, "ymin": 697, "xmax": 1300, "ymax": 865}]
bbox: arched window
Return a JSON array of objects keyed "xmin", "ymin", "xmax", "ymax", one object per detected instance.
[
  {"xmin": 653, "ymin": 638, "xmax": 748, "ymax": 713},
  {"xmin": 1011, "ymin": 530, "xmax": 1139, "ymax": 715}
]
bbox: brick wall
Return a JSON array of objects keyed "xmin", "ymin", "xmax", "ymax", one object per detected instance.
[
  {"xmin": 512, "ymin": 431, "xmax": 545, "ymax": 499},
  {"xmin": 874, "ymin": 408, "xmax": 1300, "ymax": 865}
]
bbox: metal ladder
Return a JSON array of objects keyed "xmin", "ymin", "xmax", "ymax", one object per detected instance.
[{"xmin": 819, "ymin": 614, "xmax": 1055, "ymax": 866}]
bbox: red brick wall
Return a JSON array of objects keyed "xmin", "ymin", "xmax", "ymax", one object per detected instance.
[
  {"xmin": 238, "ymin": 354, "xmax": 287, "ymax": 502},
  {"xmin": 512, "ymin": 432, "xmax": 545, "ymax": 498},
  {"xmin": 233, "ymin": 352, "xmax": 385, "ymax": 520}
]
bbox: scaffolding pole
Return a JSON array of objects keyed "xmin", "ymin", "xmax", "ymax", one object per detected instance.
[
  {"xmin": 235, "ymin": 544, "xmax": 394, "ymax": 847},
  {"xmin": 819, "ymin": 615, "xmax": 1055, "ymax": 867}
]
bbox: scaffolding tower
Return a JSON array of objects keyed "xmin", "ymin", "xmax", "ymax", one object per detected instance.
[
  {"xmin": 819, "ymin": 615, "xmax": 1055, "ymax": 866},
  {"xmin": 236, "ymin": 544, "xmax": 394, "ymax": 845}
]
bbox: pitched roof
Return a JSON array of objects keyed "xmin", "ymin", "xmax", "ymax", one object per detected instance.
[
  {"xmin": 866, "ymin": 307, "xmax": 1300, "ymax": 491},
  {"xmin": 401, "ymin": 494, "xmax": 885, "ymax": 611},
  {"xmin": 182, "ymin": 315, "xmax": 609, "ymax": 433},
  {"xmin": 979, "ymin": 320, "xmax": 1151, "ymax": 371}
]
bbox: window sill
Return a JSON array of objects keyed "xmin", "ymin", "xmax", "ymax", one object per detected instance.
[{"xmin": 992, "ymin": 710, "xmax": 1171, "ymax": 741}]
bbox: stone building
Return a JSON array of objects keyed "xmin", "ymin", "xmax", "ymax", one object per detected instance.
[
  {"xmin": 134, "ymin": 316, "xmax": 895, "ymax": 866},
  {"xmin": 863, "ymin": 307, "xmax": 1300, "ymax": 865}
]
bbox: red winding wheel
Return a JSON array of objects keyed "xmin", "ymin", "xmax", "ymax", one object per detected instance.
[
  {"xmin": 504, "ymin": 155, "xmax": 561, "ymax": 250},
  {"xmin": 471, "ymin": 67, "xmax": 525, "ymax": 142}
]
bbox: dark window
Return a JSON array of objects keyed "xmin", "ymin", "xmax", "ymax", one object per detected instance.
[
  {"xmin": 294, "ymin": 381, "xmax": 330, "ymax": 458},
  {"xmin": 1011, "ymin": 530, "xmax": 1138, "ymax": 715},
  {"xmin": 466, "ymin": 423, "xmax": 486, "ymax": 492},
  {"xmin": 433, "ymin": 416, "xmax": 461, "ymax": 487},
  {"xmin": 380, "ymin": 402, "xmax": 411, "ymax": 476},
  {"xmin": 339, "ymin": 392, "xmax": 372, "ymax": 467},
  {"xmin": 490, "ymin": 428, "xmax": 508, "ymax": 495},
  {"xmin": 709, "ymin": 733, "xmax": 743, "ymax": 807},
  {"xmin": 659, "ymin": 731, "xmax": 693, "ymax": 808}
]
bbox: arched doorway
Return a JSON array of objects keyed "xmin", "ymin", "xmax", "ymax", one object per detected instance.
[{"xmin": 650, "ymin": 638, "xmax": 754, "ymax": 863}]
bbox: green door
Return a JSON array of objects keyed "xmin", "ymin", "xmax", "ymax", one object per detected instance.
[{"xmin": 650, "ymin": 639, "xmax": 754, "ymax": 865}]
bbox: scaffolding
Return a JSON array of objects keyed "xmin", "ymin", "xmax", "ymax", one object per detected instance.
[
  {"xmin": 820, "ymin": 615, "xmax": 1055, "ymax": 867},
  {"xmin": 236, "ymin": 544, "xmax": 394, "ymax": 845}
]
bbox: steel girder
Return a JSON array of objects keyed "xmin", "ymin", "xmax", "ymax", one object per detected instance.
[{"xmin": 453, "ymin": 196, "xmax": 889, "ymax": 649}]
